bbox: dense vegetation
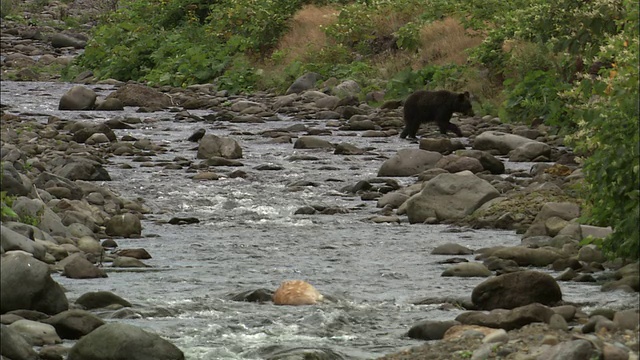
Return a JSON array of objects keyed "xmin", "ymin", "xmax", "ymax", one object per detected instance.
[{"xmin": 57, "ymin": 0, "xmax": 640, "ymax": 259}]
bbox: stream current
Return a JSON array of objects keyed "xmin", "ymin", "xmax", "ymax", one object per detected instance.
[{"xmin": 1, "ymin": 81, "xmax": 637, "ymax": 359}]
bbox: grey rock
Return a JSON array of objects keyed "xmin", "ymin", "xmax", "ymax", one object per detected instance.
[
  {"xmin": 472, "ymin": 270, "xmax": 562, "ymax": 310},
  {"xmin": 67, "ymin": 322, "xmax": 184, "ymax": 360},
  {"xmin": 0, "ymin": 252, "xmax": 68, "ymax": 315}
]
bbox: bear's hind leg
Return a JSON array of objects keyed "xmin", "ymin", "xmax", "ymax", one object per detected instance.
[
  {"xmin": 447, "ymin": 122, "xmax": 463, "ymax": 137},
  {"xmin": 401, "ymin": 121, "xmax": 420, "ymax": 139}
]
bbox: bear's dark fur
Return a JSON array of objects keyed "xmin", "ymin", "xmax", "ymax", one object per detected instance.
[{"xmin": 400, "ymin": 90, "xmax": 474, "ymax": 139}]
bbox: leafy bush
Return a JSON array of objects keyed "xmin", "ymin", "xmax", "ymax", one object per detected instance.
[
  {"xmin": 500, "ymin": 70, "xmax": 571, "ymax": 128},
  {"xmin": 77, "ymin": 0, "xmax": 304, "ymax": 90},
  {"xmin": 384, "ymin": 64, "xmax": 469, "ymax": 100},
  {"xmin": 566, "ymin": 0, "xmax": 639, "ymax": 259},
  {"xmin": 0, "ymin": 0, "xmax": 16, "ymax": 19}
]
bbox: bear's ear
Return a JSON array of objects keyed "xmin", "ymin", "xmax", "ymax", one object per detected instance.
[{"xmin": 459, "ymin": 92, "xmax": 470, "ymax": 101}]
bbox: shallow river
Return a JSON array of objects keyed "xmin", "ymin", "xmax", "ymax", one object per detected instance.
[{"xmin": 1, "ymin": 81, "xmax": 637, "ymax": 359}]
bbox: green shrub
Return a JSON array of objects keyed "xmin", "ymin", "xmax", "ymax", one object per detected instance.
[
  {"xmin": 500, "ymin": 70, "xmax": 571, "ymax": 128},
  {"xmin": 0, "ymin": 0, "xmax": 16, "ymax": 19},
  {"xmin": 566, "ymin": 0, "xmax": 639, "ymax": 259}
]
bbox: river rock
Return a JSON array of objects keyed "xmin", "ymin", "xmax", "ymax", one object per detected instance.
[
  {"xmin": 197, "ymin": 134, "xmax": 243, "ymax": 159},
  {"xmin": 443, "ymin": 324, "xmax": 503, "ymax": 340},
  {"xmin": 404, "ymin": 171, "xmax": 500, "ymax": 223},
  {"xmin": 435, "ymin": 154, "xmax": 484, "ymax": 173},
  {"xmin": 1, "ymin": 252, "xmax": 68, "ymax": 315},
  {"xmin": 112, "ymin": 256, "xmax": 150, "ymax": 268},
  {"xmin": 8, "ymin": 319, "xmax": 61, "ymax": 346},
  {"xmin": 407, "ymin": 319, "xmax": 460, "ymax": 340},
  {"xmin": 376, "ymin": 192, "xmax": 410, "ymax": 209},
  {"xmin": 272, "ymin": 280, "xmax": 324, "ymax": 306},
  {"xmin": 472, "ymin": 270, "xmax": 562, "ymax": 310},
  {"xmin": 509, "ymin": 141, "xmax": 551, "ymax": 162},
  {"xmin": 456, "ymin": 303, "xmax": 555, "ymax": 330},
  {"xmin": 58, "ymin": 85, "xmax": 96, "ymax": 110},
  {"xmin": 441, "ymin": 262, "xmax": 492, "ymax": 277},
  {"xmin": 105, "ymin": 213, "xmax": 142, "ymax": 238},
  {"xmin": 1, "ymin": 225, "xmax": 47, "ymax": 260},
  {"xmin": 419, "ymin": 138, "xmax": 465, "ymax": 154},
  {"xmin": 63, "ymin": 254, "xmax": 107, "ymax": 279},
  {"xmin": 42, "ymin": 309, "xmax": 105, "ymax": 340},
  {"xmin": 229, "ymin": 288, "xmax": 274, "ymax": 303},
  {"xmin": 535, "ymin": 202, "xmax": 581, "ymax": 223},
  {"xmin": 67, "ymin": 322, "xmax": 184, "ymax": 360},
  {"xmin": 286, "ymin": 72, "xmax": 320, "ymax": 94},
  {"xmin": 488, "ymin": 246, "xmax": 563, "ymax": 266},
  {"xmin": 472, "ymin": 131, "xmax": 537, "ymax": 155},
  {"xmin": 113, "ymin": 248, "xmax": 151, "ymax": 259},
  {"xmin": 293, "ymin": 136, "xmax": 334, "ymax": 150},
  {"xmin": 95, "ymin": 97, "xmax": 125, "ymax": 111},
  {"xmin": 105, "ymin": 83, "xmax": 172, "ymax": 109},
  {"xmin": 71, "ymin": 122, "xmax": 117, "ymax": 143},
  {"xmin": 333, "ymin": 79, "xmax": 361, "ymax": 98},
  {"xmin": 54, "ymin": 160, "xmax": 111, "ymax": 181},
  {"xmin": 315, "ymin": 95, "xmax": 340, "ymax": 109},
  {"xmin": 431, "ymin": 243, "xmax": 473, "ymax": 255},
  {"xmin": 456, "ymin": 149, "xmax": 505, "ymax": 174},
  {"xmin": 76, "ymin": 236, "xmax": 103, "ymax": 256},
  {"xmin": 50, "ymin": 33, "xmax": 86, "ymax": 48},
  {"xmin": 0, "ymin": 162, "xmax": 30, "ymax": 196},
  {"xmin": 377, "ymin": 149, "xmax": 442, "ymax": 177},
  {"xmin": 33, "ymin": 172, "xmax": 84, "ymax": 200},
  {"xmin": 0, "ymin": 324, "xmax": 39, "ymax": 360},
  {"xmin": 75, "ymin": 291, "xmax": 132, "ymax": 309},
  {"xmin": 535, "ymin": 339, "xmax": 597, "ymax": 360}
]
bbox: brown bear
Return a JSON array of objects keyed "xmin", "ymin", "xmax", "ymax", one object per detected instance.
[{"xmin": 400, "ymin": 90, "xmax": 474, "ymax": 139}]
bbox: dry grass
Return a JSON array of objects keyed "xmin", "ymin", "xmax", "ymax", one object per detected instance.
[
  {"xmin": 416, "ymin": 17, "xmax": 485, "ymax": 67},
  {"xmin": 271, "ymin": 5, "xmax": 339, "ymax": 65}
]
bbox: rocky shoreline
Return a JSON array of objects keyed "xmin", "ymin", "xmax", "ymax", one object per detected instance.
[{"xmin": 1, "ymin": 2, "xmax": 639, "ymax": 360}]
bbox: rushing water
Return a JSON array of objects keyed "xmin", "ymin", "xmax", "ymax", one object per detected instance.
[{"xmin": 1, "ymin": 81, "xmax": 638, "ymax": 359}]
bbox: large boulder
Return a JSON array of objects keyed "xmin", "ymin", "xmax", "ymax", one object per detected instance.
[
  {"xmin": 286, "ymin": 72, "xmax": 320, "ymax": 95},
  {"xmin": 293, "ymin": 136, "xmax": 334, "ymax": 150},
  {"xmin": 0, "ymin": 225, "xmax": 47, "ymax": 260},
  {"xmin": 404, "ymin": 171, "xmax": 500, "ymax": 223},
  {"xmin": 67, "ymin": 322, "xmax": 184, "ymax": 360},
  {"xmin": 0, "ymin": 162, "xmax": 30, "ymax": 196},
  {"xmin": 8, "ymin": 319, "xmax": 61, "ymax": 346},
  {"xmin": 58, "ymin": 85, "xmax": 96, "ymax": 110},
  {"xmin": 489, "ymin": 246, "xmax": 564, "ymax": 267},
  {"xmin": 472, "ymin": 270, "xmax": 562, "ymax": 310},
  {"xmin": 272, "ymin": 280, "xmax": 324, "ymax": 306},
  {"xmin": 63, "ymin": 254, "xmax": 108, "ymax": 279},
  {"xmin": 0, "ymin": 324, "xmax": 39, "ymax": 360},
  {"xmin": 509, "ymin": 141, "xmax": 551, "ymax": 161},
  {"xmin": 378, "ymin": 149, "xmax": 443, "ymax": 177},
  {"xmin": 472, "ymin": 131, "xmax": 537, "ymax": 155},
  {"xmin": 0, "ymin": 252, "xmax": 68, "ymax": 314},
  {"xmin": 441, "ymin": 262, "xmax": 492, "ymax": 277},
  {"xmin": 42, "ymin": 309, "xmax": 105, "ymax": 340},
  {"xmin": 105, "ymin": 213, "xmax": 142, "ymax": 238},
  {"xmin": 105, "ymin": 83, "xmax": 172, "ymax": 109},
  {"xmin": 456, "ymin": 303, "xmax": 555, "ymax": 330},
  {"xmin": 407, "ymin": 320, "xmax": 460, "ymax": 340},
  {"xmin": 51, "ymin": 33, "xmax": 86, "ymax": 48},
  {"xmin": 197, "ymin": 134, "xmax": 243, "ymax": 159},
  {"xmin": 456, "ymin": 149, "xmax": 505, "ymax": 174},
  {"xmin": 75, "ymin": 291, "xmax": 132, "ymax": 309},
  {"xmin": 54, "ymin": 160, "xmax": 111, "ymax": 181}
]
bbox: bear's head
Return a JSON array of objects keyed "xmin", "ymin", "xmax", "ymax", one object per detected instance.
[{"xmin": 457, "ymin": 91, "xmax": 474, "ymax": 117}]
